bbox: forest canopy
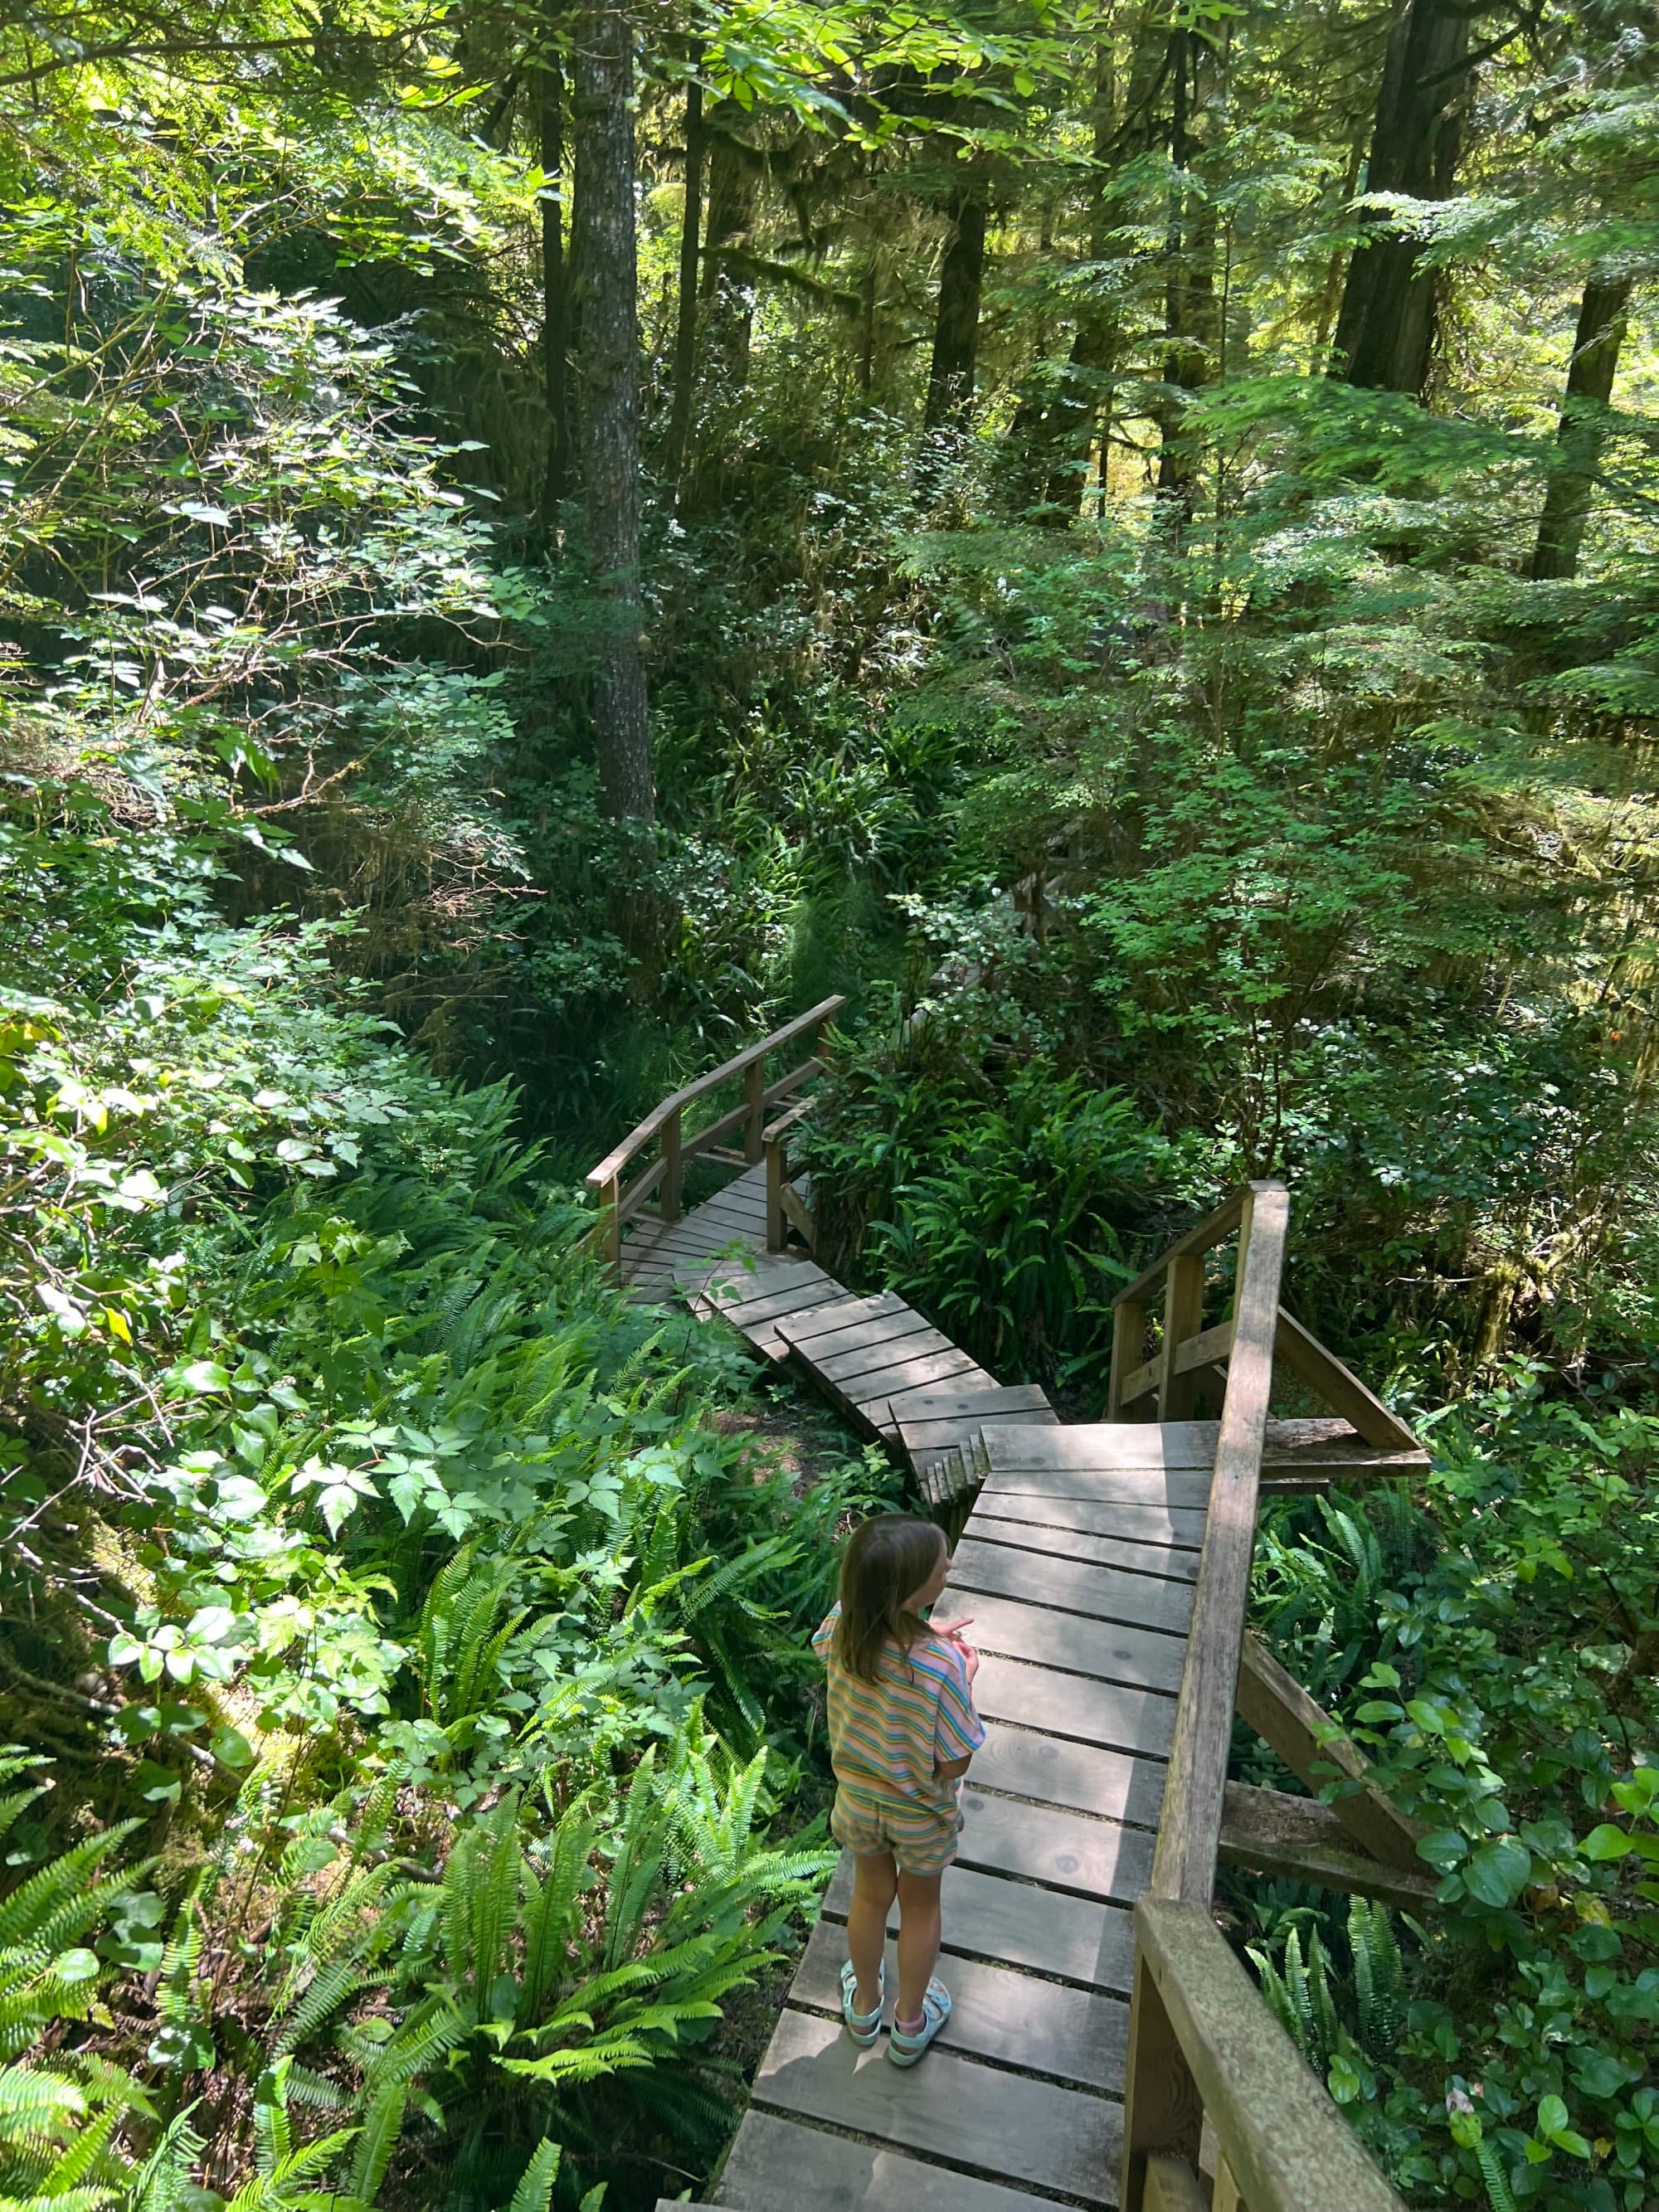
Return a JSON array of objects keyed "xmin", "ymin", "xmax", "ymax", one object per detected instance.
[{"xmin": 2, "ymin": 0, "xmax": 1657, "ymax": 2201}]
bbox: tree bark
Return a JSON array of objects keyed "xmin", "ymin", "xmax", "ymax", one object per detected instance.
[
  {"xmin": 1530, "ymin": 274, "xmax": 1632, "ymax": 581},
  {"xmin": 1155, "ymin": 30, "xmax": 1215, "ymax": 513},
  {"xmin": 539, "ymin": 47, "xmax": 572, "ymax": 521},
  {"xmin": 699, "ymin": 122, "xmax": 758, "ymax": 391},
  {"xmin": 923, "ymin": 167, "xmax": 990, "ymax": 432},
  {"xmin": 1330, "ymin": 0, "xmax": 1468, "ymax": 396},
  {"xmin": 572, "ymin": 0, "xmax": 653, "ymax": 819},
  {"xmin": 663, "ymin": 65, "xmax": 703, "ymax": 502}
]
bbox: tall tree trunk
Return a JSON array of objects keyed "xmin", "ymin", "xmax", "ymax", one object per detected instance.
[
  {"xmin": 1155, "ymin": 31, "xmax": 1215, "ymax": 513},
  {"xmin": 700, "ymin": 124, "xmax": 758, "ymax": 391},
  {"xmin": 923, "ymin": 168, "xmax": 989, "ymax": 432},
  {"xmin": 573, "ymin": 0, "xmax": 653, "ymax": 820},
  {"xmin": 1330, "ymin": 0, "xmax": 1468, "ymax": 396},
  {"xmin": 539, "ymin": 49, "xmax": 572, "ymax": 521},
  {"xmin": 1530, "ymin": 274, "xmax": 1632, "ymax": 581},
  {"xmin": 663, "ymin": 66, "xmax": 703, "ymax": 502}
]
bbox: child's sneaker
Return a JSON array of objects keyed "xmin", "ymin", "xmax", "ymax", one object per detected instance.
[
  {"xmin": 840, "ymin": 1959, "xmax": 884, "ymax": 2048},
  {"xmin": 888, "ymin": 1977, "xmax": 951, "ymax": 2066}
]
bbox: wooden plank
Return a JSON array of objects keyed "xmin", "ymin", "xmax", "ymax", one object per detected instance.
[
  {"xmin": 971, "ymin": 1655, "xmax": 1178, "ymax": 1761},
  {"xmin": 696, "ymin": 1271, "xmax": 838, "ymax": 1326},
  {"xmin": 897, "ymin": 1409, "xmax": 1057, "ymax": 1453},
  {"xmin": 1118, "ymin": 1950, "xmax": 1204, "ymax": 2212},
  {"xmin": 752, "ymin": 2005, "xmax": 1121, "ymax": 2204},
  {"xmin": 881, "ymin": 1383, "xmax": 1054, "ymax": 1422},
  {"xmin": 964, "ymin": 1516, "xmax": 1202, "ymax": 1584},
  {"xmin": 840, "ymin": 1344, "xmax": 984, "ymax": 1403},
  {"xmin": 971, "ymin": 1494, "xmax": 1207, "ymax": 1550},
  {"xmin": 950, "ymin": 1539, "xmax": 1194, "ymax": 1638},
  {"xmin": 1151, "ymin": 1184, "xmax": 1288, "ymax": 1906},
  {"xmin": 962, "ymin": 1593, "xmax": 1189, "ymax": 1696},
  {"xmin": 983, "ymin": 1423, "xmax": 1221, "ymax": 1471},
  {"xmin": 984, "ymin": 1466, "xmax": 1214, "ymax": 1510},
  {"xmin": 1235, "ymin": 1634, "xmax": 1425, "ymax": 1871},
  {"xmin": 807, "ymin": 1322, "xmax": 957, "ymax": 1385},
  {"xmin": 1107, "ymin": 1298, "xmax": 1147, "ymax": 1419},
  {"xmin": 782, "ymin": 1307, "xmax": 940, "ymax": 1368},
  {"xmin": 1134, "ymin": 1898, "xmax": 1407, "ymax": 2212},
  {"xmin": 791, "ymin": 1918, "xmax": 1128, "ymax": 2093},
  {"xmin": 972, "ymin": 1721, "xmax": 1166, "ymax": 1830},
  {"xmin": 1119, "ymin": 1353, "xmax": 1160, "ymax": 1407},
  {"xmin": 958, "ymin": 1787, "xmax": 1156, "ymax": 1903},
  {"xmin": 777, "ymin": 1291, "xmax": 913, "ymax": 1345},
  {"xmin": 714, "ymin": 2112, "xmax": 1060, "ymax": 2212},
  {"xmin": 1272, "ymin": 1309, "xmax": 1421, "ymax": 1455},
  {"xmin": 1219, "ymin": 1783, "xmax": 1438, "ymax": 1911},
  {"xmin": 822, "ymin": 1856, "xmax": 1137, "ymax": 1993}
]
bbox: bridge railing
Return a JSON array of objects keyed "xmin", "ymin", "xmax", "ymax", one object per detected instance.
[
  {"xmin": 584, "ymin": 995, "xmax": 844, "ymax": 1276},
  {"xmin": 1115, "ymin": 1182, "xmax": 1411, "ymax": 2212}
]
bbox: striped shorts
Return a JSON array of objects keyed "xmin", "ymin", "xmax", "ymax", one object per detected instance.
[{"xmin": 831, "ymin": 1782, "xmax": 963, "ymax": 1877}]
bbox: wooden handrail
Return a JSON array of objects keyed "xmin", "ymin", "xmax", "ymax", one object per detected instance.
[
  {"xmin": 1119, "ymin": 1181, "xmax": 1411, "ymax": 2211},
  {"xmin": 1126, "ymin": 1900, "xmax": 1407, "ymax": 2212},
  {"xmin": 583, "ymin": 997, "xmax": 844, "ymax": 1275},
  {"xmin": 1151, "ymin": 1180, "xmax": 1289, "ymax": 1904}
]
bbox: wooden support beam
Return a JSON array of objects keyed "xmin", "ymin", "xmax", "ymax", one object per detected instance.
[
  {"xmin": 1159, "ymin": 1253, "xmax": 1207, "ymax": 1422},
  {"xmin": 1120, "ymin": 1950, "xmax": 1204, "ymax": 2212},
  {"xmin": 1114, "ymin": 1190, "xmax": 1246, "ymax": 1311},
  {"xmin": 1145, "ymin": 2154, "xmax": 1209, "ymax": 2212},
  {"xmin": 1109, "ymin": 1298, "xmax": 1148, "ymax": 1417},
  {"xmin": 1219, "ymin": 1783, "xmax": 1438, "ymax": 1912},
  {"xmin": 1235, "ymin": 1635, "xmax": 1425, "ymax": 1871},
  {"xmin": 1272, "ymin": 1310, "xmax": 1419, "ymax": 1454}
]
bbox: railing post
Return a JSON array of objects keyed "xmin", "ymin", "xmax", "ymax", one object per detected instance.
[
  {"xmin": 599, "ymin": 1173, "xmax": 622, "ymax": 1280},
  {"xmin": 1108, "ymin": 1300, "xmax": 1146, "ymax": 1419},
  {"xmin": 743, "ymin": 1059, "xmax": 766, "ymax": 1164},
  {"xmin": 764, "ymin": 1121, "xmax": 786, "ymax": 1252},
  {"xmin": 1158, "ymin": 1252, "xmax": 1205, "ymax": 1421},
  {"xmin": 661, "ymin": 1106, "xmax": 683, "ymax": 1223},
  {"xmin": 1119, "ymin": 1937, "xmax": 1204, "ymax": 2212}
]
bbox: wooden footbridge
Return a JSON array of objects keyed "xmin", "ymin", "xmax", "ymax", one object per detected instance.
[{"xmin": 587, "ymin": 1006, "xmax": 1434, "ymax": 2212}]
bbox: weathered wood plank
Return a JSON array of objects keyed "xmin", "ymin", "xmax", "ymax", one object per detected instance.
[
  {"xmin": 780, "ymin": 1305, "xmax": 939, "ymax": 1366},
  {"xmin": 714, "ymin": 2112, "xmax": 1060, "ymax": 2212},
  {"xmin": 1272, "ymin": 1309, "xmax": 1421, "ymax": 1455},
  {"xmin": 970, "ymin": 1495, "xmax": 1207, "ymax": 1550},
  {"xmin": 1151, "ymin": 1184, "xmax": 1289, "ymax": 1905},
  {"xmin": 807, "ymin": 1323, "xmax": 959, "ymax": 1384},
  {"xmin": 1235, "ymin": 1634, "xmax": 1425, "ymax": 1872},
  {"xmin": 1144, "ymin": 2156, "xmax": 1209, "ymax": 2212},
  {"xmin": 970, "ymin": 1656, "xmax": 1178, "ymax": 1761},
  {"xmin": 840, "ymin": 1344, "xmax": 985, "ymax": 1403},
  {"xmin": 958, "ymin": 1787, "xmax": 1156, "ymax": 1903},
  {"xmin": 1158, "ymin": 1253, "xmax": 1208, "ymax": 1422},
  {"xmin": 983, "ymin": 1465, "xmax": 1214, "ymax": 1510},
  {"xmin": 964, "ymin": 1516, "xmax": 1202, "ymax": 1583},
  {"xmin": 822, "ymin": 1855, "xmax": 1137, "ymax": 1993},
  {"xmin": 950, "ymin": 1539, "xmax": 1194, "ymax": 1638},
  {"xmin": 791, "ymin": 1918, "xmax": 1128, "ymax": 2093},
  {"xmin": 882, "ymin": 1383, "xmax": 1055, "ymax": 1422},
  {"xmin": 971, "ymin": 1720, "xmax": 1166, "ymax": 1830},
  {"xmin": 1134, "ymin": 1898, "xmax": 1407, "ymax": 2212},
  {"xmin": 1219, "ymin": 1783, "xmax": 1438, "ymax": 1910},
  {"xmin": 776, "ymin": 1291, "xmax": 913, "ymax": 1344},
  {"xmin": 694, "ymin": 1274, "xmax": 839, "ymax": 1329},
  {"xmin": 983, "ymin": 1423, "xmax": 1221, "ymax": 1471},
  {"xmin": 959, "ymin": 1593, "xmax": 1189, "ymax": 1696},
  {"xmin": 752, "ymin": 2005, "xmax": 1121, "ymax": 2204}
]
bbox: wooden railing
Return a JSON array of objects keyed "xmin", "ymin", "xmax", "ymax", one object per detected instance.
[
  {"xmin": 1116, "ymin": 1183, "xmax": 1413, "ymax": 2212},
  {"xmin": 584, "ymin": 997, "xmax": 844, "ymax": 1276}
]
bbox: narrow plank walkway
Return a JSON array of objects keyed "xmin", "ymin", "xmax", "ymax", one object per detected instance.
[
  {"xmin": 713, "ymin": 1422, "xmax": 1218, "ymax": 2210},
  {"xmin": 622, "ymin": 1167, "xmax": 1058, "ymax": 1477},
  {"xmin": 620, "ymin": 1176, "xmax": 1199, "ymax": 2209}
]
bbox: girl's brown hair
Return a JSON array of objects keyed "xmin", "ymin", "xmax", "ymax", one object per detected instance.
[{"xmin": 834, "ymin": 1515, "xmax": 947, "ymax": 1685}]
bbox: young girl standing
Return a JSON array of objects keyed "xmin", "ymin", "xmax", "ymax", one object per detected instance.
[{"xmin": 812, "ymin": 1514, "xmax": 983, "ymax": 2064}]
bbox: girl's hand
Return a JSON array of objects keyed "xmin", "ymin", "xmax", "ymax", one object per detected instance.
[
  {"xmin": 961, "ymin": 1642, "xmax": 980, "ymax": 1684},
  {"xmin": 932, "ymin": 1616, "xmax": 975, "ymax": 1644}
]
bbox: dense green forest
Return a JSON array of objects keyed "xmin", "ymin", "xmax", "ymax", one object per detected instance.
[{"xmin": 2, "ymin": 0, "xmax": 1657, "ymax": 2201}]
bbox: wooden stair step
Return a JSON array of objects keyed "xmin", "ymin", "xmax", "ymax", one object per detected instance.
[
  {"xmin": 963, "ymin": 1592, "xmax": 1189, "ymax": 1695},
  {"xmin": 949, "ymin": 1536, "xmax": 1195, "ymax": 1638},
  {"xmin": 972, "ymin": 1719, "xmax": 1166, "ymax": 1830},
  {"xmin": 791, "ymin": 1918, "xmax": 1128, "ymax": 2094},
  {"xmin": 822, "ymin": 1855, "xmax": 1137, "ymax": 1994},
  {"xmin": 751, "ymin": 2006, "xmax": 1121, "ymax": 2205},
  {"xmin": 971, "ymin": 1490, "xmax": 1207, "ymax": 1550},
  {"xmin": 968, "ymin": 1510, "xmax": 1202, "ymax": 1578},
  {"xmin": 714, "ymin": 2113, "xmax": 1061, "ymax": 2212},
  {"xmin": 957, "ymin": 1787, "xmax": 1155, "ymax": 1903}
]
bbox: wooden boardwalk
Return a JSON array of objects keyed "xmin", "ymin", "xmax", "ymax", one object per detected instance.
[
  {"xmin": 624, "ymin": 1164, "xmax": 1058, "ymax": 1483},
  {"xmin": 614, "ymin": 1149, "xmax": 1427, "ymax": 2212}
]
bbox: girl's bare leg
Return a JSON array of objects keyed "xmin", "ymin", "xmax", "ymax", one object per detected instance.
[
  {"xmin": 847, "ymin": 1851, "xmax": 897, "ymax": 2015},
  {"xmin": 894, "ymin": 1868, "xmax": 944, "ymax": 2027}
]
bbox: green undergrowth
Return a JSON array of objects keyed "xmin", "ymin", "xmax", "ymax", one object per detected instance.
[
  {"xmin": 1238, "ymin": 1376, "xmax": 1659, "ymax": 2210},
  {"xmin": 0, "ymin": 785, "xmax": 898, "ymax": 2212}
]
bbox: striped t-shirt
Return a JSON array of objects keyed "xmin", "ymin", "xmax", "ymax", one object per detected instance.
[{"xmin": 813, "ymin": 1603, "xmax": 985, "ymax": 1818}]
